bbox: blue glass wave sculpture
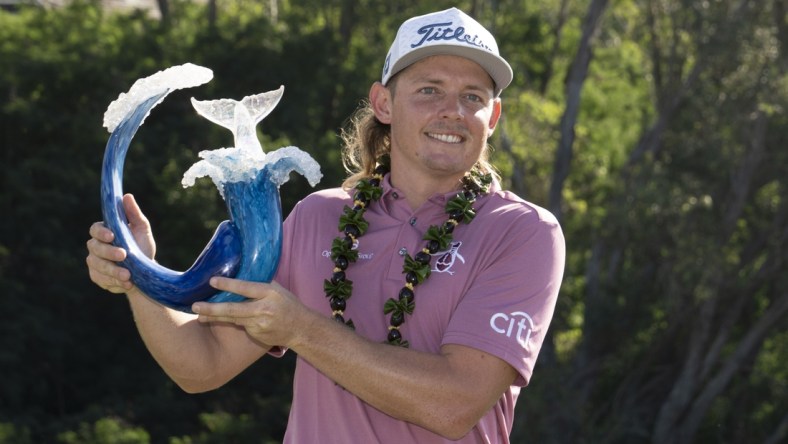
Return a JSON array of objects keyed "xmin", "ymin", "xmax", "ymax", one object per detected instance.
[{"xmin": 100, "ymin": 64, "xmax": 321, "ymax": 313}]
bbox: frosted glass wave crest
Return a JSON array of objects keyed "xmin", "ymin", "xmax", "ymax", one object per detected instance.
[
  {"xmin": 103, "ymin": 63, "xmax": 213, "ymax": 133},
  {"xmin": 182, "ymin": 145, "xmax": 322, "ymax": 199}
]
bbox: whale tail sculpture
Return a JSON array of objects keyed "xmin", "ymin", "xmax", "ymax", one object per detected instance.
[
  {"xmin": 190, "ymin": 87, "xmax": 284, "ymax": 128},
  {"xmin": 190, "ymin": 87, "xmax": 285, "ymax": 153}
]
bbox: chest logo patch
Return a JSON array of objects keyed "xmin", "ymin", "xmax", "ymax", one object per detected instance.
[{"xmin": 432, "ymin": 241, "xmax": 465, "ymax": 275}]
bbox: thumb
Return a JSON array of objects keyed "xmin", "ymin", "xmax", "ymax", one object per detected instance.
[
  {"xmin": 123, "ymin": 194, "xmax": 150, "ymax": 231},
  {"xmin": 122, "ymin": 193, "xmax": 156, "ymax": 259}
]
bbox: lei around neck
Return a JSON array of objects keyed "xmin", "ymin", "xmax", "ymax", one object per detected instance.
[{"xmin": 323, "ymin": 160, "xmax": 492, "ymax": 347}]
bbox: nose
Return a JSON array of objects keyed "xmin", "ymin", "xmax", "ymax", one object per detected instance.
[{"xmin": 440, "ymin": 94, "xmax": 464, "ymax": 120}]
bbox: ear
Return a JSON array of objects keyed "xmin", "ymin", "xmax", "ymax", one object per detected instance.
[
  {"xmin": 488, "ymin": 98, "xmax": 502, "ymax": 133},
  {"xmin": 369, "ymin": 82, "xmax": 393, "ymax": 124}
]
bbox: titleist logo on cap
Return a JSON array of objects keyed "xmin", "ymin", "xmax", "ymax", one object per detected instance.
[{"xmin": 410, "ymin": 21, "xmax": 494, "ymax": 52}]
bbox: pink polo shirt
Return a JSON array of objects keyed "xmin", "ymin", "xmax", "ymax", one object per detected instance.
[{"xmin": 273, "ymin": 175, "xmax": 565, "ymax": 443}]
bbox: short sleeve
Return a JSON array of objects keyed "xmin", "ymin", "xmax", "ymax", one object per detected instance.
[{"xmin": 441, "ymin": 206, "xmax": 565, "ymax": 386}]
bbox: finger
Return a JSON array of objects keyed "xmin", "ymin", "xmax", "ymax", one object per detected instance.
[
  {"xmin": 85, "ymin": 250, "xmax": 131, "ymax": 281},
  {"xmin": 192, "ymin": 277, "xmax": 264, "ymax": 317},
  {"xmin": 88, "ymin": 252, "xmax": 131, "ymax": 280},
  {"xmin": 88, "ymin": 268, "xmax": 133, "ymax": 292},
  {"xmin": 86, "ymin": 255, "xmax": 133, "ymax": 292},
  {"xmin": 86, "ymin": 237, "xmax": 126, "ymax": 262},
  {"xmin": 192, "ymin": 300, "xmax": 252, "ymax": 323},
  {"xmin": 89, "ymin": 221, "xmax": 115, "ymax": 244},
  {"xmin": 85, "ymin": 233, "xmax": 132, "ymax": 286},
  {"xmin": 195, "ymin": 312, "xmax": 245, "ymax": 325},
  {"xmin": 208, "ymin": 277, "xmax": 269, "ymax": 300}
]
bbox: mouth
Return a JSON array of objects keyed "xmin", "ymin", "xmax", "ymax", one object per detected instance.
[{"xmin": 426, "ymin": 132, "xmax": 464, "ymax": 144}]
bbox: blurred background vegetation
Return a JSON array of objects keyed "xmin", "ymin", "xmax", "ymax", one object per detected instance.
[{"xmin": 0, "ymin": 0, "xmax": 785, "ymax": 442}]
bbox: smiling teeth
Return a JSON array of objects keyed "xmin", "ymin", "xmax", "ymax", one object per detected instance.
[{"xmin": 429, "ymin": 133, "xmax": 462, "ymax": 143}]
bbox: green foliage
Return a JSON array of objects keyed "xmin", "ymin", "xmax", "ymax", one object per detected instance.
[
  {"xmin": 0, "ymin": 423, "xmax": 32, "ymax": 444},
  {"xmin": 169, "ymin": 411, "xmax": 270, "ymax": 444},
  {"xmin": 57, "ymin": 417, "xmax": 149, "ymax": 444},
  {"xmin": 1, "ymin": 1, "xmax": 786, "ymax": 443}
]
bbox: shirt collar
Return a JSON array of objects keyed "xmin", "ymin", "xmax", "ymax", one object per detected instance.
[{"xmin": 378, "ymin": 172, "xmax": 501, "ymax": 214}]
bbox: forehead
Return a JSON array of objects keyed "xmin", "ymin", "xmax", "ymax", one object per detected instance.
[{"xmin": 396, "ymin": 55, "xmax": 495, "ymax": 91}]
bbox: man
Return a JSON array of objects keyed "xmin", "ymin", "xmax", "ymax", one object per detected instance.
[{"xmin": 86, "ymin": 8, "xmax": 565, "ymax": 443}]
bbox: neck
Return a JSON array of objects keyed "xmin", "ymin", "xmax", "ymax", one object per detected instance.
[{"xmin": 389, "ymin": 168, "xmax": 466, "ymax": 210}]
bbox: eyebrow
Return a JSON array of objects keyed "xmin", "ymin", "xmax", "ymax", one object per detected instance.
[{"xmin": 413, "ymin": 76, "xmax": 493, "ymax": 95}]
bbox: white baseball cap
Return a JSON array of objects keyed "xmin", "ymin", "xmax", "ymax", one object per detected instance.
[{"xmin": 381, "ymin": 7, "xmax": 513, "ymax": 97}]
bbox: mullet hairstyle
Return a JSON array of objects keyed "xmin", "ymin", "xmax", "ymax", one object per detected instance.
[{"xmin": 340, "ymin": 81, "xmax": 501, "ymax": 190}]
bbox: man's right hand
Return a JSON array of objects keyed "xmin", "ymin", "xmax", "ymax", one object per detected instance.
[{"xmin": 86, "ymin": 194, "xmax": 156, "ymax": 293}]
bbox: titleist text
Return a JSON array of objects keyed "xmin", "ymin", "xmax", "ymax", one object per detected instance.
[{"xmin": 411, "ymin": 21, "xmax": 492, "ymax": 52}]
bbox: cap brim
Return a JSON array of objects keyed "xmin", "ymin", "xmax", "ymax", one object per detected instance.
[{"xmin": 384, "ymin": 44, "xmax": 513, "ymax": 96}]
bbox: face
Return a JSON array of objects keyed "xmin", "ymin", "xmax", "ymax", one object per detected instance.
[{"xmin": 370, "ymin": 55, "xmax": 502, "ymax": 187}]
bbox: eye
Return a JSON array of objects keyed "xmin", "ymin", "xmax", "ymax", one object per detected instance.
[
  {"xmin": 464, "ymin": 93, "xmax": 483, "ymax": 103},
  {"xmin": 419, "ymin": 86, "xmax": 438, "ymax": 95}
]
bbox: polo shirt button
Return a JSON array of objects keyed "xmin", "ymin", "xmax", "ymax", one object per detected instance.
[
  {"xmin": 409, "ymin": 217, "xmax": 417, "ymax": 226},
  {"xmin": 392, "ymin": 192, "xmax": 399, "ymax": 199},
  {"xmin": 398, "ymin": 247, "xmax": 407, "ymax": 256}
]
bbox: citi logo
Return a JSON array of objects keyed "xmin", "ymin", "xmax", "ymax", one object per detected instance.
[{"xmin": 489, "ymin": 312, "xmax": 534, "ymax": 350}]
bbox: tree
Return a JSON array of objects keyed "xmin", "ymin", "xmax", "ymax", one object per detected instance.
[{"xmin": 549, "ymin": 0, "xmax": 609, "ymax": 222}]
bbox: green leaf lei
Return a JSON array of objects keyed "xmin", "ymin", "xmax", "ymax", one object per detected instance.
[{"xmin": 323, "ymin": 161, "xmax": 492, "ymax": 347}]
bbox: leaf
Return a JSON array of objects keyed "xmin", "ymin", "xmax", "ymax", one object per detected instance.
[
  {"xmin": 323, "ymin": 278, "xmax": 353, "ymax": 300},
  {"xmin": 423, "ymin": 226, "xmax": 453, "ymax": 252},
  {"xmin": 338, "ymin": 205, "xmax": 370, "ymax": 234},
  {"xmin": 330, "ymin": 237, "xmax": 358, "ymax": 262},
  {"xmin": 354, "ymin": 179, "xmax": 384, "ymax": 202},
  {"xmin": 383, "ymin": 298, "xmax": 398, "ymax": 314},
  {"xmin": 383, "ymin": 297, "xmax": 415, "ymax": 316},
  {"xmin": 388, "ymin": 338, "xmax": 410, "ymax": 348},
  {"xmin": 446, "ymin": 194, "xmax": 477, "ymax": 223},
  {"xmin": 402, "ymin": 253, "xmax": 430, "ymax": 283}
]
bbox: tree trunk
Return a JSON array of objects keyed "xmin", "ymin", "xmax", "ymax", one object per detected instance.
[
  {"xmin": 646, "ymin": 0, "xmax": 664, "ymax": 104},
  {"xmin": 678, "ymin": 291, "xmax": 788, "ymax": 442},
  {"xmin": 207, "ymin": 0, "xmax": 217, "ymax": 29},
  {"xmin": 156, "ymin": 0, "xmax": 170, "ymax": 27},
  {"xmin": 539, "ymin": 0, "xmax": 570, "ymax": 96},
  {"xmin": 625, "ymin": 61, "xmax": 701, "ymax": 169},
  {"xmin": 548, "ymin": 0, "xmax": 609, "ymax": 222},
  {"xmin": 269, "ymin": 0, "xmax": 279, "ymax": 25},
  {"xmin": 764, "ymin": 411, "xmax": 788, "ymax": 444}
]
